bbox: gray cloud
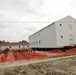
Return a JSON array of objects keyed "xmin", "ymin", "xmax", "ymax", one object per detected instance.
[
  {"xmin": 0, "ymin": 0, "xmax": 45, "ymax": 22},
  {"xmin": 0, "ymin": 23, "xmax": 13, "ymax": 29},
  {"xmin": 24, "ymin": 26, "xmax": 38, "ymax": 32}
]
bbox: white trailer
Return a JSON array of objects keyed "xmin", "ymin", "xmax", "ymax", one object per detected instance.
[{"xmin": 29, "ymin": 16, "xmax": 76, "ymax": 48}]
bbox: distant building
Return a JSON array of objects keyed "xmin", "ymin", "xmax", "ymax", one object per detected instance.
[
  {"xmin": 29, "ymin": 16, "xmax": 76, "ymax": 48},
  {"xmin": 0, "ymin": 42, "xmax": 29, "ymax": 50}
]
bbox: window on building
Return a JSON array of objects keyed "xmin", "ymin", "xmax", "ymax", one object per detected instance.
[
  {"xmin": 38, "ymin": 33, "xmax": 40, "ymax": 36},
  {"xmin": 36, "ymin": 34, "xmax": 37, "ymax": 37},
  {"xmin": 60, "ymin": 24, "xmax": 62, "ymax": 26},
  {"xmin": 9, "ymin": 46, "xmax": 11, "ymax": 48},
  {"xmin": 70, "ymin": 39, "xmax": 72, "ymax": 41},
  {"xmin": 69, "ymin": 24, "xmax": 72, "ymax": 30},
  {"xmin": 34, "ymin": 42, "xmax": 35, "ymax": 45},
  {"xmin": 61, "ymin": 36, "xmax": 63, "ymax": 38},
  {"xmin": 19, "ymin": 46, "xmax": 20, "ymax": 48},
  {"xmin": 39, "ymin": 40, "xmax": 41, "ymax": 44},
  {"xmin": 36, "ymin": 41, "xmax": 38, "ymax": 44},
  {"xmin": 70, "ymin": 27, "xmax": 72, "ymax": 30},
  {"xmin": 32, "ymin": 42, "xmax": 33, "ymax": 45}
]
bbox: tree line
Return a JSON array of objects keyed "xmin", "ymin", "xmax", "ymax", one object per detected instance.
[{"xmin": 0, "ymin": 40, "xmax": 27, "ymax": 43}]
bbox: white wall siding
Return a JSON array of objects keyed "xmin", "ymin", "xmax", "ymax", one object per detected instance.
[
  {"xmin": 1, "ymin": 46, "xmax": 10, "ymax": 50},
  {"xmin": 55, "ymin": 19, "xmax": 76, "ymax": 47},
  {"xmin": 29, "ymin": 23, "xmax": 57, "ymax": 48},
  {"xmin": 0, "ymin": 45, "xmax": 28, "ymax": 50},
  {"xmin": 72, "ymin": 23, "xmax": 76, "ymax": 44},
  {"xmin": 55, "ymin": 22, "xmax": 70, "ymax": 47}
]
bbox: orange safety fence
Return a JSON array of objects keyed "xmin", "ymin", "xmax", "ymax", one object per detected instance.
[
  {"xmin": 0, "ymin": 48, "xmax": 76, "ymax": 63},
  {"xmin": 5, "ymin": 53, "xmax": 15, "ymax": 62},
  {"xmin": 20, "ymin": 52, "xmax": 31, "ymax": 60},
  {"xmin": 65, "ymin": 48, "xmax": 76, "ymax": 55},
  {"xmin": 14, "ymin": 52, "xmax": 25, "ymax": 61},
  {"xmin": 20, "ymin": 52, "xmax": 47, "ymax": 60},
  {"xmin": 36, "ymin": 51, "xmax": 63, "ymax": 57},
  {"xmin": 28, "ymin": 52, "xmax": 36, "ymax": 59},
  {"xmin": 0, "ymin": 54, "xmax": 4, "ymax": 62},
  {"xmin": 0, "ymin": 54, "xmax": 8, "ymax": 62},
  {"xmin": 33, "ymin": 52, "xmax": 47, "ymax": 59},
  {"xmin": 48, "ymin": 49, "xmax": 62, "ymax": 53}
]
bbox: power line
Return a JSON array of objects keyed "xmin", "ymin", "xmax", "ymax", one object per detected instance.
[
  {"xmin": 0, "ymin": 21, "xmax": 76, "ymax": 23},
  {"xmin": 0, "ymin": 21, "xmax": 51, "ymax": 23}
]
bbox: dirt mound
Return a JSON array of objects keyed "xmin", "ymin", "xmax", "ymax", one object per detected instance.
[{"xmin": 0, "ymin": 57, "xmax": 76, "ymax": 75}]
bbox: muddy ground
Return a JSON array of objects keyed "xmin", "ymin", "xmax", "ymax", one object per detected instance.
[{"xmin": 0, "ymin": 57, "xmax": 76, "ymax": 75}]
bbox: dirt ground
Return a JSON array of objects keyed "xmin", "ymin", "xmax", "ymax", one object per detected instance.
[{"xmin": 0, "ymin": 56, "xmax": 76, "ymax": 75}]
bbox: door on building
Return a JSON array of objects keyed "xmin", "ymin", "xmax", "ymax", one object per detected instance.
[
  {"xmin": 68, "ymin": 24, "xmax": 75, "ymax": 46},
  {"xmin": 69, "ymin": 34, "xmax": 75, "ymax": 46}
]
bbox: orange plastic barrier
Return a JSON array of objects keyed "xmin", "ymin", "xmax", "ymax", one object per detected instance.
[
  {"xmin": 0, "ymin": 48, "xmax": 76, "ymax": 63},
  {"xmin": 20, "ymin": 52, "xmax": 30, "ymax": 60},
  {"xmin": 66, "ymin": 48, "xmax": 76, "ymax": 55},
  {"xmin": 20, "ymin": 52, "xmax": 47, "ymax": 60},
  {"xmin": 14, "ymin": 52, "xmax": 25, "ymax": 61},
  {"xmin": 5, "ymin": 53, "xmax": 15, "ymax": 62},
  {"xmin": 0, "ymin": 54, "xmax": 4, "ymax": 62},
  {"xmin": 0, "ymin": 54, "xmax": 8, "ymax": 62},
  {"xmin": 33, "ymin": 52, "xmax": 47, "ymax": 59},
  {"xmin": 48, "ymin": 49, "xmax": 62, "ymax": 53}
]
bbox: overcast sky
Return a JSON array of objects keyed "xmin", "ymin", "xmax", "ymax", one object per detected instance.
[{"xmin": 0, "ymin": 0, "xmax": 76, "ymax": 42}]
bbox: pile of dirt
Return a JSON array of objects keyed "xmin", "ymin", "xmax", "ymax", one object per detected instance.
[{"xmin": 0, "ymin": 57, "xmax": 76, "ymax": 75}]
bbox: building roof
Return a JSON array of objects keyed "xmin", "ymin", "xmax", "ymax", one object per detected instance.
[
  {"xmin": 29, "ymin": 22, "xmax": 55, "ymax": 37},
  {"xmin": 29, "ymin": 16, "xmax": 76, "ymax": 37},
  {"xmin": 55, "ymin": 16, "xmax": 76, "ymax": 23},
  {"xmin": 0, "ymin": 42, "xmax": 29, "ymax": 46}
]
